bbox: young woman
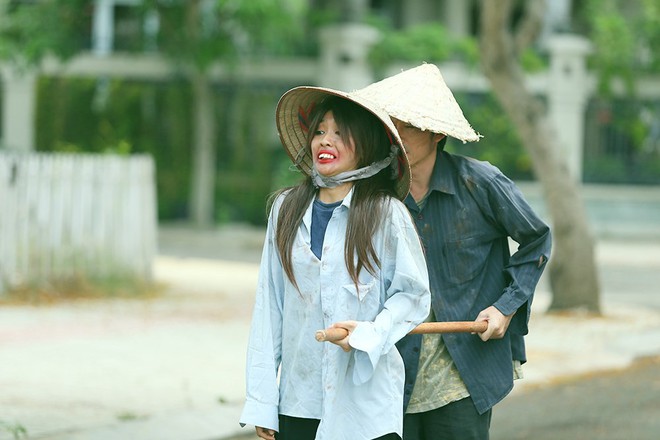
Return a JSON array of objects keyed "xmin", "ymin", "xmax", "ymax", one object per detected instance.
[{"xmin": 239, "ymin": 86, "xmax": 431, "ymax": 440}]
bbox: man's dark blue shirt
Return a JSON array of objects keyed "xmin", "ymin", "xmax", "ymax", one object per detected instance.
[{"xmin": 397, "ymin": 150, "xmax": 552, "ymax": 414}]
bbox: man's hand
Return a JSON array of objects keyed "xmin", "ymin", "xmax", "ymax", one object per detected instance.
[
  {"xmin": 256, "ymin": 426, "xmax": 276, "ymax": 440},
  {"xmin": 475, "ymin": 306, "xmax": 513, "ymax": 341},
  {"xmin": 328, "ymin": 320, "xmax": 358, "ymax": 352}
]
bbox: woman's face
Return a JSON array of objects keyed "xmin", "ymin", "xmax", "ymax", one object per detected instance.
[{"xmin": 311, "ymin": 111, "xmax": 359, "ymax": 177}]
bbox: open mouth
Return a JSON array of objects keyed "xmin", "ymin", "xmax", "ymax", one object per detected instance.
[{"xmin": 317, "ymin": 152, "xmax": 336, "ymax": 163}]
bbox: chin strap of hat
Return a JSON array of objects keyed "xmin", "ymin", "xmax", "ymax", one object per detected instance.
[{"xmin": 311, "ymin": 145, "xmax": 399, "ymax": 189}]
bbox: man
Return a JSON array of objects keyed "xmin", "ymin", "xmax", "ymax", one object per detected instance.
[{"xmin": 353, "ymin": 63, "xmax": 552, "ymax": 439}]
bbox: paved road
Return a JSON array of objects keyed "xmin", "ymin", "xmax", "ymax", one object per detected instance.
[
  {"xmin": 225, "ymin": 355, "xmax": 660, "ymax": 440},
  {"xmin": 491, "ymin": 355, "xmax": 660, "ymax": 440},
  {"xmin": 1, "ymin": 226, "xmax": 656, "ymax": 440},
  {"xmin": 158, "ymin": 225, "xmax": 660, "ymax": 311},
  {"xmin": 206, "ymin": 230, "xmax": 660, "ymax": 440}
]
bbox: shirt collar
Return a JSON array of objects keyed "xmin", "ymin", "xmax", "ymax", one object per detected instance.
[
  {"xmin": 340, "ymin": 187, "xmax": 355, "ymax": 209},
  {"xmin": 302, "ymin": 187, "xmax": 354, "ymax": 234},
  {"xmin": 429, "ymin": 150, "xmax": 457, "ymax": 196}
]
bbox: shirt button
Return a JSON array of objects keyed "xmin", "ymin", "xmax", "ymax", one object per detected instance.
[
  {"xmin": 417, "ymin": 213, "xmax": 423, "ymax": 220},
  {"xmin": 412, "ymin": 347, "xmax": 420, "ymax": 353}
]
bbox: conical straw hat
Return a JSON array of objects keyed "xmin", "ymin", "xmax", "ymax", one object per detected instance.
[
  {"xmin": 276, "ymin": 86, "xmax": 411, "ymax": 200},
  {"xmin": 353, "ymin": 63, "xmax": 481, "ymax": 143}
]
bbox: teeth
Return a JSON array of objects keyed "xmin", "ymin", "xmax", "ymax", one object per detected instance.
[{"xmin": 319, "ymin": 153, "xmax": 335, "ymax": 159}]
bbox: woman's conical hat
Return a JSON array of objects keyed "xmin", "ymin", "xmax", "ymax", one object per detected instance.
[
  {"xmin": 276, "ymin": 86, "xmax": 412, "ymax": 200},
  {"xmin": 353, "ymin": 63, "xmax": 481, "ymax": 143}
]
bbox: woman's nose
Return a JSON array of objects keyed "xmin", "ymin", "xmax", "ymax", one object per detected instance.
[{"xmin": 320, "ymin": 132, "xmax": 333, "ymax": 145}]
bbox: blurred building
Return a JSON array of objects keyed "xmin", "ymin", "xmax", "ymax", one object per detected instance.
[{"xmin": 1, "ymin": 0, "xmax": 658, "ymax": 228}]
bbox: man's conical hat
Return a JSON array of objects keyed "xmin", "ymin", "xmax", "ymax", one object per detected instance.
[{"xmin": 353, "ymin": 63, "xmax": 481, "ymax": 143}]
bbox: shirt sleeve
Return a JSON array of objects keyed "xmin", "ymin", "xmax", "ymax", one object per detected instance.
[
  {"xmin": 239, "ymin": 198, "xmax": 285, "ymax": 431},
  {"xmin": 485, "ymin": 173, "xmax": 552, "ymax": 332},
  {"xmin": 349, "ymin": 200, "xmax": 431, "ymax": 385}
]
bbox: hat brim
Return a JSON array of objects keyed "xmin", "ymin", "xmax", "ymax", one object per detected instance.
[
  {"xmin": 275, "ymin": 86, "xmax": 411, "ymax": 200},
  {"xmin": 352, "ymin": 63, "xmax": 481, "ymax": 143}
]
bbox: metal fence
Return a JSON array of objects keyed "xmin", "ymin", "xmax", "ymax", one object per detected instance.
[
  {"xmin": 0, "ymin": 152, "xmax": 157, "ymax": 293},
  {"xmin": 583, "ymin": 97, "xmax": 660, "ymax": 184}
]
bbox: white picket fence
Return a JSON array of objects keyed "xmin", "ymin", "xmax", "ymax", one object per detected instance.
[{"xmin": 0, "ymin": 152, "xmax": 157, "ymax": 293}]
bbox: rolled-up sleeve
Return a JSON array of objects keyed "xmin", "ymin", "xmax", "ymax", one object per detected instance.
[{"xmin": 486, "ymin": 174, "xmax": 551, "ymax": 330}]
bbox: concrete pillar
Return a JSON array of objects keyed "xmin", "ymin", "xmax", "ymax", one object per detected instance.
[
  {"xmin": 547, "ymin": 34, "xmax": 592, "ymax": 182},
  {"xmin": 318, "ymin": 24, "xmax": 380, "ymax": 91},
  {"xmin": 1, "ymin": 68, "xmax": 36, "ymax": 152},
  {"xmin": 539, "ymin": 0, "xmax": 573, "ymax": 48},
  {"xmin": 92, "ymin": 0, "xmax": 115, "ymax": 56}
]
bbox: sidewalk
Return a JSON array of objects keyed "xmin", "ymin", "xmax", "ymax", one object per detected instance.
[{"xmin": 1, "ymin": 227, "xmax": 659, "ymax": 440}]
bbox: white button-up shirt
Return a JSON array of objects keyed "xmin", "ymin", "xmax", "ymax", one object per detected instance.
[{"xmin": 239, "ymin": 189, "xmax": 430, "ymax": 440}]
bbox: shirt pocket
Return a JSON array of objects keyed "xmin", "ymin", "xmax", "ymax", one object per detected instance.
[
  {"xmin": 341, "ymin": 279, "xmax": 377, "ymax": 301},
  {"xmin": 340, "ymin": 279, "xmax": 381, "ymax": 319},
  {"xmin": 443, "ymin": 236, "xmax": 489, "ymax": 285}
]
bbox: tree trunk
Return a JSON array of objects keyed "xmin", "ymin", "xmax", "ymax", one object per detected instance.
[
  {"xmin": 185, "ymin": 0, "xmax": 216, "ymax": 228},
  {"xmin": 479, "ymin": 0, "xmax": 601, "ymax": 313},
  {"xmin": 189, "ymin": 71, "xmax": 216, "ymax": 228}
]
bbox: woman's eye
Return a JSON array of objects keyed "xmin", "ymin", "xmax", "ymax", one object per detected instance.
[{"xmin": 314, "ymin": 130, "xmax": 325, "ymax": 135}]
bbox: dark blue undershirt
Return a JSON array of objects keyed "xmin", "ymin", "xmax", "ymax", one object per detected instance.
[{"xmin": 311, "ymin": 198, "xmax": 342, "ymax": 259}]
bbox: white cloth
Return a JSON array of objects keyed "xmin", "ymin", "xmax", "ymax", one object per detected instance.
[
  {"xmin": 310, "ymin": 144, "xmax": 399, "ymax": 188},
  {"xmin": 239, "ymin": 189, "xmax": 431, "ymax": 440}
]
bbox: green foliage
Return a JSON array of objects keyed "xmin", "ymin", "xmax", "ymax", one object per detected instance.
[
  {"xmin": 369, "ymin": 22, "xmax": 546, "ymax": 76},
  {"xmin": 581, "ymin": 0, "xmax": 660, "ymax": 96},
  {"xmin": 520, "ymin": 47, "xmax": 547, "ymax": 73},
  {"xmin": 212, "ymin": 82, "xmax": 294, "ymax": 225},
  {"xmin": 0, "ymin": 420, "xmax": 27, "ymax": 440},
  {"xmin": 36, "ymin": 77, "xmax": 193, "ymax": 220},
  {"xmin": 636, "ymin": 155, "xmax": 660, "ymax": 183},
  {"xmin": 33, "ymin": 76, "xmax": 293, "ymax": 226},
  {"xmin": 447, "ymin": 93, "xmax": 533, "ymax": 181},
  {"xmin": 584, "ymin": 99, "xmax": 660, "ymax": 184},
  {"xmin": 584, "ymin": 0, "xmax": 637, "ymax": 95},
  {"xmin": 272, "ymin": 149, "xmax": 305, "ymax": 191},
  {"xmin": 583, "ymin": 156, "xmax": 629, "ymax": 183},
  {"xmin": 142, "ymin": 0, "xmax": 307, "ymax": 70},
  {"xmin": 116, "ymin": 411, "xmax": 148, "ymax": 422},
  {"xmin": 369, "ymin": 24, "xmax": 479, "ymax": 71},
  {"xmin": 227, "ymin": 0, "xmax": 307, "ymax": 57},
  {"xmin": 307, "ymin": 8, "xmax": 342, "ymax": 31},
  {"xmin": 0, "ymin": 0, "xmax": 307, "ymax": 70},
  {"xmin": 571, "ymin": 0, "xmax": 660, "ymax": 183},
  {"xmin": 0, "ymin": 0, "xmax": 91, "ymax": 67},
  {"xmin": 641, "ymin": 0, "xmax": 660, "ymax": 71}
]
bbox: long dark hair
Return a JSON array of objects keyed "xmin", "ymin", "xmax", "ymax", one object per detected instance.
[{"xmin": 271, "ymin": 96, "xmax": 398, "ymax": 291}]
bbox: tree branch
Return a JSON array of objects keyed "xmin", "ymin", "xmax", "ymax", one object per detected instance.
[
  {"xmin": 479, "ymin": 0, "xmax": 516, "ymax": 76},
  {"xmin": 514, "ymin": 0, "xmax": 546, "ymax": 55}
]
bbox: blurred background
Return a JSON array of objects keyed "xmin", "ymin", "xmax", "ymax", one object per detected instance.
[
  {"xmin": 0, "ymin": 1, "xmax": 659, "ymax": 439},
  {"xmin": 1, "ymin": 0, "xmax": 657, "ymax": 307}
]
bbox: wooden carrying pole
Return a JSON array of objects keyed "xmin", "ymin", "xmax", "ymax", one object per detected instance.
[{"xmin": 315, "ymin": 321, "xmax": 488, "ymax": 343}]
